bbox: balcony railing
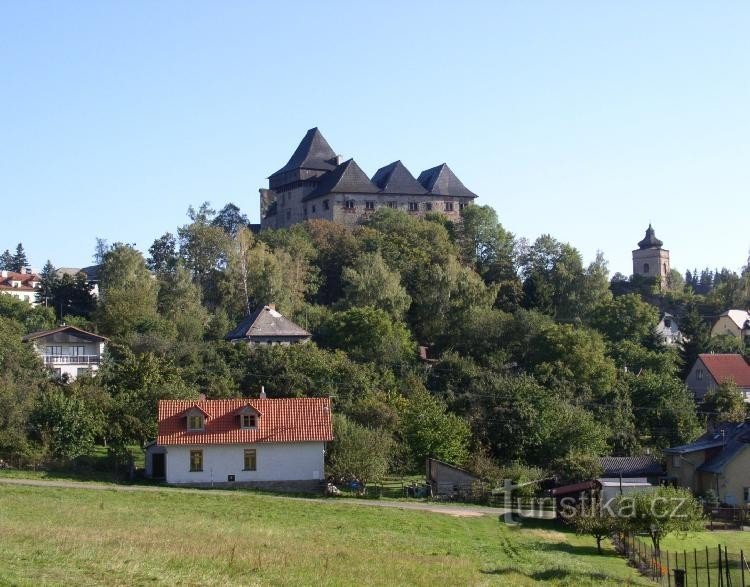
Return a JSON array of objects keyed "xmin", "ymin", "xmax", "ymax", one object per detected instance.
[{"xmin": 43, "ymin": 355, "xmax": 101, "ymax": 365}]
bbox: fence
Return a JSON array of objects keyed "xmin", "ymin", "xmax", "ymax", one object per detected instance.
[{"xmin": 616, "ymin": 533, "xmax": 750, "ymax": 586}]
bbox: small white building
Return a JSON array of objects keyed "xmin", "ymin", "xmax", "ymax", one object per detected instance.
[
  {"xmin": 22, "ymin": 325, "xmax": 108, "ymax": 380},
  {"xmin": 656, "ymin": 313, "xmax": 684, "ymax": 346},
  {"xmin": 0, "ymin": 269, "xmax": 41, "ymax": 306},
  {"xmin": 145, "ymin": 396, "xmax": 333, "ymax": 492}
]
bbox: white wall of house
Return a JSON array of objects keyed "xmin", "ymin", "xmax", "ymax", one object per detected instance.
[
  {"xmin": 164, "ymin": 442, "xmax": 326, "ymax": 485},
  {"xmin": 0, "ymin": 289, "xmax": 38, "ymax": 306}
]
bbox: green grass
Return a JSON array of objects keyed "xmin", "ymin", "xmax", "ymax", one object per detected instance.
[
  {"xmin": 657, "ymin": 530, "xmax": 750, "ymax": 553},
  {"xmin": 0, "ymin": 484, "xmax": 649, "ymax": 586}
]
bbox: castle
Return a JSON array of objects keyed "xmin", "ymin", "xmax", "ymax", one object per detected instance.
[{"xmin": 259, "ymin": 128, "xmax": 478, "ymax": 230}]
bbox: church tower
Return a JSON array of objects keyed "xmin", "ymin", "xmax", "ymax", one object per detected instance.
[{"xmin": 632, "ymin": 224, "xmax": 670, "ymax": 287}]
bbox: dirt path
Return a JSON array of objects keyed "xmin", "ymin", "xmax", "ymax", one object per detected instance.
[{"xmin": 0, "ymin": 476, "xmax": 502, "ymax": 518}]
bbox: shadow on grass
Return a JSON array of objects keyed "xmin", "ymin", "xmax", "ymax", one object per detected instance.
[{"xmin": 481, "ymin": 566, "xmax": 615, "ymax": 583}]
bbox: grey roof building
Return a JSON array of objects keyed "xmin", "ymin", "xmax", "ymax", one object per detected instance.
[
  {"xmin": 225, "ymin": 304, "xmax": 311, "ymax": 346},
  {"xmin": 260, "ymin": 128, "xmax": 478, "ymax": 230}
]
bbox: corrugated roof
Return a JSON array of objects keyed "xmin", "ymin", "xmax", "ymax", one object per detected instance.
[
  {"xmin": 225, "ymin": 305, "xmax": 311, "ymax": 341},
  {"xmin": 698, "ymin": 354, "xmax": 750, "ymax": 387},
  {"xmin": 302, "ymin": 159, "xmax": 380, "ymax": 201},
  {"xmin": 156, "ymin": 398, "xmax": 333, "ymax": 445},
  {"xmin": 269, "ymin": 128, "xmax": 338, "ymax": 178},
  {"xmin": 600, "ymin": 456, "xmax": 664, "ymax": 477},
  {"xmin": 371, "ymin": 161, "xmax": 427, "ymax": 195},
  {"xmin": 417, "ymin": 163, "xmax": 477, "ymax": 199}
]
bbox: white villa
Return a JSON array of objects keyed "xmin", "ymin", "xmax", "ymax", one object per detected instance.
[
  {"xmin": 0, "ymin": 269, "xmax": 41, "ymax": 306},
  {"xmin": 22, "ymin": 325, "xmax": 108, "ymax": 380}
]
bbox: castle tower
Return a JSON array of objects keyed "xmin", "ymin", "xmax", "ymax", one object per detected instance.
[{"xmin": 632, "ymin": 224, "xmax": 670, "ymax": 286}]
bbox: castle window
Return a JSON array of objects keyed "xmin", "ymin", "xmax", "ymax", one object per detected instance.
[
  {"xmin": 445, "ymin": 202, "xmax": 454, "ymax": 212},
  {"xmin": 459, "ymin": 203, "xmax": 467, "ymax": 211},
  {"xmin": 345, "ymin": 200, "xmax": 355, "ymax": 210},
  {"xmin": 663, "ymin": 263, "xmax": 667, "ymax": 275},
  {"xmin": 303, "ymin": 206, "xmax": 307, "ymax": 217},
  {"xmin": 312, "ymin": 205, "xmax": 316, "ymax": 213},
  {"xmin": 365, "ymin": 201, "xmax": 375, "ymax": 210},
  {"xmin": 286, "ymin": 210, "xmax": 291, "ymax": 220},
  {"xmin": 408, "ymin": 202, "xmax": 418, "ymax": 212},
  {"xmin": 425, "ymin": 202, "xmax": 433, "ymax": 211},
  {"xmin": 388, "ymin": 201, "xmax": 397, "ymax": 209},
  {"xmin": 323, "ymin": 200, "xmax": 330, "ymax": 210},
  {"xmin": 643, "ymin": 263, "xmax": 650, "ymax": 274}
]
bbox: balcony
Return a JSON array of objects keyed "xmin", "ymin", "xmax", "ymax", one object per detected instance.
[{"xmin": 43, "ymin": 355, "xmax": 101, "ymax": 365}]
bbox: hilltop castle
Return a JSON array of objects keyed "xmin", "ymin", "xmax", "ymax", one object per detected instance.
[
  {"xmin": 259, "ymin": 128, "xmax": 478, "ymax": 230},
  {"xmin": 632, "ymin": 223, "xmax": 670, "ymax": 286}
]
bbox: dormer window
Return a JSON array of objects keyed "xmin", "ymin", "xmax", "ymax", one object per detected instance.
[
  {"xmin": 185, "ymin": 407, "xmax": 208, "ymax": 431},
  {"xmin": 237, "ymin": 405, "xmax": 260, "ymax": 429},
  {"xmin": 188, "ymin": 414, "xmax": 204, "ymax": 430}
]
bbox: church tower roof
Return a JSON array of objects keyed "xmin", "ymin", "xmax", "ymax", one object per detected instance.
[
  {"xmin": 637, "ymin": 224, "xmax": 664, "ymax": 249},
  {"xmin": 270, "ymin": 127, "xmax": 338, "ymax": 177}
]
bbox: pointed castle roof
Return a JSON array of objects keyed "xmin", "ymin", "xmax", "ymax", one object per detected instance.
[
  {"xmin": 417, "ymin": 163, "xmax": 477, "ymax": 198},
  {"xmin": 303, "ymin": 159, "xmax": 380, "ymax": 201},
  {"xmin": 270, "ymin": 127, "xmax": 338, "ymax": 177},
  {"xmin": 637, "ymin": 224, "xmax": 664, "ymax": 249},
  {"xmin": 371, "ymin": 161, "xmax": 427, "ymax": 195}
]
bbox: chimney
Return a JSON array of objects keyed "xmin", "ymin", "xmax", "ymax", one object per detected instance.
[
  {"xmin": 267, "ymin": 303, "xmax": 276, "ymax": 311},
  {"xmin": 260, "ymin": 386, "xmax": 267, "ymax": 399},
  {"xmin": 335, "ymin": 154, "xmax": 343, "ymax": 165},
  {"xmin": 198, "ymin": 393, "xmax": 206, "ymax": 401}
]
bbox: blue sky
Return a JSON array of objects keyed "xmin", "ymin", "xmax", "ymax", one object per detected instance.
[{"xmin": 1, "ymin": 1, "xmax": 748, "ymax": 276}]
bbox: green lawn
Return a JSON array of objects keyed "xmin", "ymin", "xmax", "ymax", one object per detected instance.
[
  {"xmin": 657, "ymin": 530, "xmax": 750, "ymax": 553},
  {"xmin": 0, "ymin": 484, "xmax": 649, "ymax": 586}
]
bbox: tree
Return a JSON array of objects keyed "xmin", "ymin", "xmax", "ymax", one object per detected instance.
[
  {"xmin": 457, "ymin": 205, "xmax": 516, "ymax": 288},
  {"xmin": 29, "ymin": 389, "xmax": 98, "ymax": 461},
  {"xmin": 621, "ymin": 486, "xmax": 703, "ymax": 551},
  {"xmin": 400, "ymin": 387, "xmax": 471, "ymax": 468},
  {"xmin": 36, "ymin": 260, "xmax": 58, "ymax": 308},
  {"xmin": 326, "ymin": 414, "xmax": 393, "ymax": 490},
  {"xmin": 318, "ymin": 307, "xmax": 415, "ymax": 366},
  {"xmin": 552, "ymin": 451, "xmax": 604, "ymax": 485},
  {"xmin": 701, "ymin": 380, "xmax": 746, "ymax": 424},
  {"xmin": 50, "ymin": 272, "xmax": 96, "ymax": 318},
  {"xmin": 147, "ymin": 232, "xmax": 178, "ymax": 275},
  {"xmin": 591, "ymin": 294, "xmax": 659, "ymax": 345},
  {"xmin": 11, "ymin": 243, "xmax": 28, "ymax": 272},
  {"xmin": 0, "ymin": 249, "xmax": 13, "ymax": 270},
  {"xmin": 157, "ymin": 265, "xmax": 209, "ymax": 342},
  {"xmin": 95, "ymin": 244, "xmax": 159, "ymax": 338},
  {"xmin": 93, "ymin": 238, "xmax": 109, "ymax": 264},
  {"xmin": 567, "ymin": 498, "xmax": 620, "ymax": 554},
  {"xmin": 212, "ymin": 203, "xmax": 249, "ymax": 236},
  {"xmin": 340, "ymin": 251, "xmax": 411, "ymax": 320}
]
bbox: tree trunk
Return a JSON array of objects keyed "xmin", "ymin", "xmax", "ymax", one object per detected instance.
[{"xmin": 596, "ymin": 536, "xmax": 602, "ymax": 554}]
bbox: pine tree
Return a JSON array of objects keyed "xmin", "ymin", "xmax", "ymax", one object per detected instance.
[
  {"xmin": 0, "ymin": 249, "xmax": 12, "ymax": 270},
  {"xmin": 37, "ymin": 260, "xmax": 58, "ymax": 307},
  {"xmin": 11, "ymin": 243, "xmax": 28, "ymax": 272}
]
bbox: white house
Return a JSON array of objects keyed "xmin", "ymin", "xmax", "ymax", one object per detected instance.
[
  {"xmin": 711, "ymin": 310, "xmax": 750, "ymax": 346},
  {"xmin": 22, "ymin": 325, "xmax": 108, "ymax": 380},
  {"xmin": 656, "ymin": 313, "xmax": 684, "ymax": 346},
  {"xmin": 0, "ymin": 269, "xmax": 41, "ymax": 306},
  {"xmin": 145, "ymin": 396, "xmax": 333, "ymax": 492}
]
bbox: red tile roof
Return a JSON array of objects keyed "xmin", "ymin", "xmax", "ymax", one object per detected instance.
[
  {"xmin": 157, "ymin": 398, "xmax": 333, "ymax": 445},
  {"xmin": 699, "ymin": 354, "xmax": 750, "ymax": 388},
  {"xmin": 0, "ymin": 271, "xmax": 41, "ymax": 292}
]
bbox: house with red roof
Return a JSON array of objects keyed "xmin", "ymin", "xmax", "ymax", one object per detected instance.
[
  {"xmin": 685, "ymin": 354, "xmax": 750, "ymax": 403},
  {"xmin": 145, "ymin": 395, "xmax": 333, "ymax": 492},
  {"xmin": 0, "ymin": 269, "xmax": 41, "ymax": 306}
]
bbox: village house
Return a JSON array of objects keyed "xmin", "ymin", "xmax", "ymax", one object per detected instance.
[
  {"xmin": 711, "ymin": 309, "xmax": 750, "ymax": 346},
  {"xmin": 655, "ymin": 313, "xmax": 684, "ymax": 346},
  {"xmin": 225, "ymin": 304, "xmax": 311, "ymax": 345},
  {"xmin": 22, "ymin": 325, "xmax": 108, "ymax": 380},
  {"xmin": 684, "ymin": 353, "xmax": 750, "ymax": 403},
  {"xmin": 145, "ymin": 395, "xmax": 333, "ymax": 492},
  {"xmin": 665, "ymin": 421, "xmax": 750, "ymax": 505},
  {"xmin": 0, "ymin": 269, "xmax": 41, "ymax": 306},
  {"xmin": 259, "ymin": 128, "xmax": 478, "ymax": 230}
]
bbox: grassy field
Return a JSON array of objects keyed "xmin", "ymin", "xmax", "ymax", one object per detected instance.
[
  {"xmin": 0, "ymin": 483, "xmax": 650, "ymax": 586},
  {"xmin": 657, "ymin": 530, "xmax": 750, "ymax": 553}
]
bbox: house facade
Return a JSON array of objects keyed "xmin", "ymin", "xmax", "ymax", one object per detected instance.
[
  {"xmin": 225, "ymin": 304, "xmax": 311, "ymax": 345},
  {"xmin": 146, "ymin": 397, "xmax": 333, "ymax": 492},
  {"xmin": 665, "ymin": 422, "xmax": 750, "ymax": 505},
  {"xmin": 711, "ymin": 310, "xmax": 750, "ymax": 345},
  {"xmin": 685, "ymin": 353, "xmax": 750, "ymax": 403},
  {"xmin": 0, "ymin": 269, "xmax": 41, "ymax": 306},
  {"xmin": 22, "ymin": 325, "xmax": 108, "ymax": 380},
  {"xmin": 260, "ymin": 128, "xmax": 478, "ymax": 230}
]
